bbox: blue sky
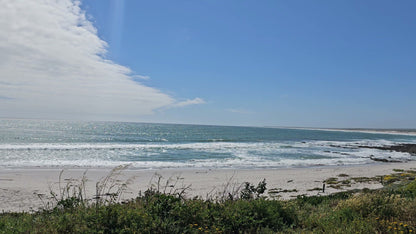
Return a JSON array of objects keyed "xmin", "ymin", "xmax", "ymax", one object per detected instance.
[{"xmin": 1, "ymin": 0, "xmax": 415, "ymax": 128}]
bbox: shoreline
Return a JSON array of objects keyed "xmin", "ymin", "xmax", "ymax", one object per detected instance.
[
  {"xmin": 2, "ymin": 162, "xmax": 416, "ymax": 213},
  {"xmin": 280, "ymin": 126, "xmax": 416, "ymax": 136}
]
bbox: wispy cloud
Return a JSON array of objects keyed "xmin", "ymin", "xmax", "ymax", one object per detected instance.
[
  {"xmin": 0, "ymin": 96, "xmax": 13, "ymax": 100},
  {"xmin": 173, "ymin": 98, "xmax": 206, "ymax": 107},
  {"xmin": 132, "ymin": 75, "xmax": 151, "ymax": 80},
  {"xmin": 0, "ymin": 0, "xmax": 196, "ymax": 120},
  {"xmin": 226, "ymin": 108, "xmax": 254, "ymax": 114}
]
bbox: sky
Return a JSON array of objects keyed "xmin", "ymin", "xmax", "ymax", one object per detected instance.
[{"xmin": 1, "ymin": 0, "xmax": 415, "ymax": 128}]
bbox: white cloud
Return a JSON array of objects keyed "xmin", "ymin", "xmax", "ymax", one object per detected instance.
[
  {"xmin": 173, "ymin": 98, "xmax": 206, "ymax": 107},
  {"xmin": 0, "ymin": 0, "xmax": 198, "ymax": 120}
]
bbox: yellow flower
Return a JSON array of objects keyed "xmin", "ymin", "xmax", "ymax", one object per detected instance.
[
  {"xmin": 384, "ymin": 175, "xmax": 394, "ymax": 181},
  {"xmin": 388, "ymin": 226, "xmax": 392, "ymax": 229}
]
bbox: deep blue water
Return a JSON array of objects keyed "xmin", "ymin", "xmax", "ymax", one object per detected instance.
[{"xmin": 1, "ymin": 119, "xmax": 416, "ymax": 169}]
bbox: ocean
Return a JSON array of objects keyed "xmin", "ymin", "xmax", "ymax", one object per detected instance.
[{"xmin": 1, "ymin": 119, "xmax": 416, "ymax": 169}]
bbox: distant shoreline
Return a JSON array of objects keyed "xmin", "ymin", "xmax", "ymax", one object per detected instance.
[{"xmin": 274, "ymin": 126, "xmax": 416, "ymax": 136}]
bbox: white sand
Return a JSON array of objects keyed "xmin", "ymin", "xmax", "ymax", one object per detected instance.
[{"xmin": 1, "ymin": 162, "xmax": 416, "ymax": 212}]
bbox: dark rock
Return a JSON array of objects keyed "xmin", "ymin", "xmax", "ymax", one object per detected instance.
[
  {"xmin": 359, "ymin": 144, "xmax": 416, "ymax": 155},
  {"xmin": 369, "ymin": 156, "xmax": 401, "ymax": 163}
]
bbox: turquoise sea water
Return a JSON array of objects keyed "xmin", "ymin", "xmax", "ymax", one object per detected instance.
[{"xmin": 1, "ymin": 119, "xmax": 416, "ymax": 169}]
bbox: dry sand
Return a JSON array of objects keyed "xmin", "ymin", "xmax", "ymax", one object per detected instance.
[{"xmin": 2, "ymin": 162, "xmax": 416, "ymax": 212}]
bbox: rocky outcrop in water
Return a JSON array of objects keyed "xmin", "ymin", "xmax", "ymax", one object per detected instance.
[{"xmin": 359, "ymin": 144, "xmax": 416, "ymax": 155}]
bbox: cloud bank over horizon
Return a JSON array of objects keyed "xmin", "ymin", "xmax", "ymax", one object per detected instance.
[{"xmin": 0, "ymin": 0, "xmax": 203, "ymax": 121}]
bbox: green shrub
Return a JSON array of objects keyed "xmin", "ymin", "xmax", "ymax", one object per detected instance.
[
  {"xmin": 240, "ymin": 179, "xmax": 267, "ymax": 200},
  {"xmin": 296, "ymin": 191, "xmax": 351, "ymax": 206}
]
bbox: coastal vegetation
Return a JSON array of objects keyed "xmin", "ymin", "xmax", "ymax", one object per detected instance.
[{"xmin": 1, "ymin": 167, "xmax": 416, "ymax": 233}]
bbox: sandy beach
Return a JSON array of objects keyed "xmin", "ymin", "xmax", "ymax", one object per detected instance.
[{"xmin": 2, "ymin": 161, "xmax": 416, "ymax": 213}]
